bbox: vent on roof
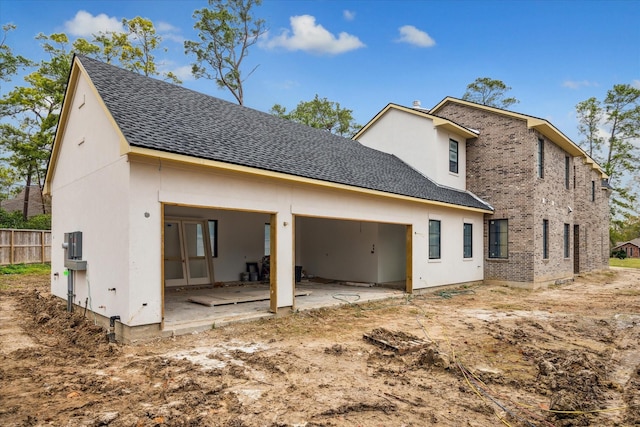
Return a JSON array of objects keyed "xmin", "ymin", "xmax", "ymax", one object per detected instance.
[{"xmin": 412, "ymin": 100, "xmax": 429, "ymax": 112}]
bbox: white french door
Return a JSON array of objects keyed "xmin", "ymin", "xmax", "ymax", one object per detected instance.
[{"xmin": 164, "ymin": 219, "xmax": 212, "ymax": 286}]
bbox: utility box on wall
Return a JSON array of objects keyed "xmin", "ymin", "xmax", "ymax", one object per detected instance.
[{"xmin": 64, "ymin": 231, "xmax": 86, "ymax": 270}]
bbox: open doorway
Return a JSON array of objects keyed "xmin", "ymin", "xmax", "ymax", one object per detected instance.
[
  {"xmin": 162, "ymin": 205, "xmax": 276, "ymax": 330},
  {"xmin": 293, "ymin": 216, "xmax": 410, "ymax": 310}
]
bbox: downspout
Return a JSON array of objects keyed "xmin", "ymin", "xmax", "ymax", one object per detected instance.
[
  {"xmin": 67, "ymin": 269, "xmax": 74, "ymax": 312},
  {"xmin": 108, "ymin": 315, "xmax": 121, "ymax": 343}
]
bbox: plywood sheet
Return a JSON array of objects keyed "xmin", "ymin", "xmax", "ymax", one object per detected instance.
[{"xmin": 189, "ymin": 288, "xmax": 311, "ymax": 307}]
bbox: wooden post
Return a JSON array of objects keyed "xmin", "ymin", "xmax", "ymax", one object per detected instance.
[
  {"xmin": 41, "ymin": 231, "xmax": 45, "ymax": 263},
  {"xmin": 10, "ymin": 229, "xmax": 14, "ymax": 265}
]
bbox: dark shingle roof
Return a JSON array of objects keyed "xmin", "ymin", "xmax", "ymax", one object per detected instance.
[{"xmin": 77, "ymin": 55, "xmax": 492, "ymax": 211}]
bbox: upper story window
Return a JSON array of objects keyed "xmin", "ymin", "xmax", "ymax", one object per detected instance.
[
  {"xmin": 591, "ymin": 180, "xmax": 596, "ymax": 201},
  {"xmin": 537, "ymin": 138, "xmax": 544, "ymax": 178},
  {"xmin": 565, "ymin": 156, "xmax": 570, "ymax": 189},
  {"xmin": 429, "ymin": 219, "xmax": 441, "ymax": 259},
  {"xmin": 488, "ymin": 219, "xmax": 508, "ymax": 259},
  {"xmin": 449, "ymin": 139, "xmax": 459, "ymax": 174}
]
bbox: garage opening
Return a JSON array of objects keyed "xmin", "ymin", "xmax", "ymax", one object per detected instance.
[
  {"xmin": 162, "ymin": 205, "xmax": 276, "ymax": 330},
  {"xmin": 293, "ymin": 216, "xmax": 410, "ymax": 311},
  {"xmin": 161, "ymin": 206, "xmax": 412, "ymax": 333}
]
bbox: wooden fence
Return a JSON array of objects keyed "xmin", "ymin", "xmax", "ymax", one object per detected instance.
[{"xmin": 0, "ymin": 229, "xmax": 51, "ymax": 265}]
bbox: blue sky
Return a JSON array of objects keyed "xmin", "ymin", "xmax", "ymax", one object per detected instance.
[{"xmin": 2, "ymin": 0, "xmax": 639, "ymax": 143}]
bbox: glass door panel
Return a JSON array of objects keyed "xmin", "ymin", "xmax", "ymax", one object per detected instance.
[
  {"xmin": 183, "ymin": 221, "xmax": 210, "ymax": 285},
  {"xmin": 164, "ymin": 221, "xmax": 186, "ymax": 286}
]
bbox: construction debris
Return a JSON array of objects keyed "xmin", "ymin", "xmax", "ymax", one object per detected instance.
[{"xmin": 363, "ymin": 327, "xmax": 431, "ymax": 354}]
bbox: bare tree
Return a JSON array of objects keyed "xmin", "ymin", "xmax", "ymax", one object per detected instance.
[{"xmin": 185, "ymin": 0, "xmax": 266, "ymax": 105}]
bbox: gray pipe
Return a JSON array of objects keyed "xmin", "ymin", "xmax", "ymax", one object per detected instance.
[{"xmin": 66, "ymin": 270, "xmax": 73, "ymax": 312}]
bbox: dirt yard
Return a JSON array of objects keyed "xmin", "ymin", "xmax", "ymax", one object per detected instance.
[{"xmin": 1, "ymin": 268, "xmax": 639, "ymax": 427}]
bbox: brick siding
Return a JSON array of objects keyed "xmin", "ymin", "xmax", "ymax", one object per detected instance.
[
  {"xmin": 614, "ymin": 243, "xmax": 640, "ymax": 258},
  {"xmin": 436, "ymin": 102, "xmax": 610, "ymax": 286}
]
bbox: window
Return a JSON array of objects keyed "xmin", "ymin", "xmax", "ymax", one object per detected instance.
[
  {"xmin": 463, "ymin": 223, "xmax": 473, "ymax": 258},
  {"xmin": 537, "ymin": 138, "xmax": 544, "ymax": 178},
  {"xmin": 488, "ymin": 219, "xmax": 508, "ymax": 259},
  {"xmin": 543, "ymin": 219, "xmax": 549, "ymax": 259},
  {"xmin": 564, "ymin": 224, "xmax": 570, "ymax": 258},
  {"xmin": 565, "ymin": 156, "xmax": 570, "ymax": 189},
  {"xmin": 573, "ymin": 165, "xmax": 576, "ymax": 189},
  {"xmin": 429, "ymin": 220, "xmax": 441, "ymax": 259},
  {"xmin": 208, "ymin": 220, "xmax": 218, "ymax": 258},
  {"xmin": 591, "ymin": 180, "xmax": 596, "ymax": 201},
  {"xmin": 449, "ymin": 139, "xmax": 459, "ymax": 174}
]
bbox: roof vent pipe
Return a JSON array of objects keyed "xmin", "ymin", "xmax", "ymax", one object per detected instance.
[{"xmin": 412, "ymin": 100, "xmax": 429, "ymax": 112}]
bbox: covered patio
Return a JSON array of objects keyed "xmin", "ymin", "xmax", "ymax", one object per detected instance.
[{"xmin": 162, "ymin": 280, "xmax": 406, "ymax": 336}]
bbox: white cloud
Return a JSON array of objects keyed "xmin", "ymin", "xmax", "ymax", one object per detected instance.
[
  {"xmin": 167, "ymin": 65, "xmax": 194, "ymax": 82},
  {"xmin": 343, "ymin": 10, "xmax": 356, "ymax": 21},
  {"xmin": 64, "ymin": 10, "xmax": 124, "ymax": 36},
  {"xmin": 156, "ymin": 21, "xmax": 184, "ymax": 43},
  {"xmin": 396, "ymin": 25, "xmax": 435, "ymax": 47},
  {"xmin": 275, "ymin": 80, "xmax": 300, "ymax": 90},
  {"xmin": 156, "ymin": 21, "xmax": 178, "ymax": 33},
  {"xmin": 632, "ymin": 80, "xmax": 640, "ymax": 89},
  {"xmin": 263, "ymin": 15, "xmax": 365, "ymax": 55},
  {"xmin": 562, "ymin": 80, "xmax": 598, "ymax": 89}
]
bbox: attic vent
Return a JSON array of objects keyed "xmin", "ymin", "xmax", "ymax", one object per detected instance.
[{"xmin": 412, "ymin": 100, "xmax": 429, "ymax": 112}]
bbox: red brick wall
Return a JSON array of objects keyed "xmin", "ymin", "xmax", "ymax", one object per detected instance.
[{"xmin": 615, "ymin": 243, "xmax": 640, "ymax": 258}]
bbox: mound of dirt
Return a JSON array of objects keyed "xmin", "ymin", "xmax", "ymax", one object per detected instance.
[
  {"xmin": 537, "ymin": 349, "xmax": 610, "ymax": 425},
  {"xmin": 17, "ymin": 289, "xmax": 118, "ymax": 357}
]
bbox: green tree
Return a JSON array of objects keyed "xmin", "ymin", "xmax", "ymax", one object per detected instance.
[
  {"xmin": 610, "ymin": 215, "xmax": 640, "ymax": 246},
  {"xmin": 72, "ymin": 17, "xmax": 181, "ymax": 83},
  {"xmin": 120, "ymin": 17, "xmax": 180, "ymax": 83},
  {"xmin": 462, "ymin": 77, "xmax": 519, "ymax": 109},
  {"xmin": 576, "ymin": 84, "xmax": 640, "ymax": 221},
  {"xmin": 185, "ymin": 0, "xmax": 267, "ymax": 105},
  {"xmin": 1, "ymin": 19, "xmax": 176, "ymax": 221},
  {"xmin": 270, "ymin": 94, "xmax": 361, "ymax": 137},
  {"xmin": 0, "ymin": 165, "xmax": 19, "ymax": 203},
  {"xmin": 0, "ymin": 24, "xmax": 31, "ymax": 81},
  {"xmin": 576, "ymin": 97, "xmax": 604, "ymax": 158},
  {"xmin": 0, "ymin": 33, "xmax": 72, "ymax": 220}
]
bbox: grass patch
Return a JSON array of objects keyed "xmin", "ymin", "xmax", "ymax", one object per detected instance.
[
  {"xmin": 0, "ymin": 263, "xmax": 51, "ymax": 275},
  {"xmin": 609, "ymin": 258, "xmax": 640, "ymax": 269}
]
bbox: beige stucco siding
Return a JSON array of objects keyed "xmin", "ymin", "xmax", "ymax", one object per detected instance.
[
  {"xmin": 130, "ymin": 158, "xmax": 485, "ymax": 307},
  {"xmin": 50, "ymin": 71, "xmax": 132, "ymax": 323},
  {"xmin": 356, "ymin": 108, "xmax": 468, "ymax": 191}
]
